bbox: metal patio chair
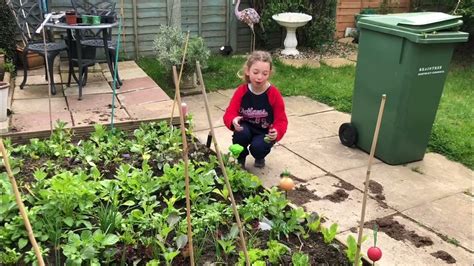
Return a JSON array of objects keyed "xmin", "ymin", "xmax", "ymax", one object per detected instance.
[
  {"xmin": 70, "ymin": 0, "xmax": 122, "ymax": 86},
  {"xmin": 7, "ymin": 0, "xmax": 67, "ymax": 95}
]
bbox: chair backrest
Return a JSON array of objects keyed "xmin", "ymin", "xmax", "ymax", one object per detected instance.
[
  {"xmin": 7, "ymin": 0, "xmax": 46, "ymax": 43},
  {"xmin": 71, "ymin": 0, "xmax": 116, "ymax": 16}
]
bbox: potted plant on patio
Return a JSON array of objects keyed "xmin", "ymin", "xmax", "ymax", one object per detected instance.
[{"xmin": 153, "ymin": 25, "xmax": 210, "ymax": 95}]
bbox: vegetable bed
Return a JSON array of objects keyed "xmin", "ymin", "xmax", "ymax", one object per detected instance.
[{"xmin": 0, "ymin": 121, "xmax": 351, "ymax": 265}]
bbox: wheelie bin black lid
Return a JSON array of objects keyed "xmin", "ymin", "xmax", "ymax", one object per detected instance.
[{"xmin": 357, "ymin": 12, "xmax": 469, "ymax": 44}]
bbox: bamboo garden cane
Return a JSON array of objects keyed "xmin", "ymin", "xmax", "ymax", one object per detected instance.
[
  {"xmin": 169, "ymin": 31, "xmax": 190, "ymax": 126},
  {"xmin": 0, "ymin": 139, "xmax": 45, "ymax": 266},
  {"xmin": 36, "ymin": 13, "xmax": 53, "ymax": 134},
  {"xmin": 354, "ymin": 94, "xmax": 387, "ymax": 266},
  {"xmin": 195, "ymin": 61, "xmax": 250, "ymax": 266},
  {"xmin": 171, "ymin": 65, "xmax": 195, "ymax": 266},
  {"xmin": 169, "ymin": 31, "xmax": 195, "ymax": 265}
]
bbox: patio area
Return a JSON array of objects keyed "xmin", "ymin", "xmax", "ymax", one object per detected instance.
[{"xmin": 2, "ymin": 60, "xmax": 175, "ymax": 140}]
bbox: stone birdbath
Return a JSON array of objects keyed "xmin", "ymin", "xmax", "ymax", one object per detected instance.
[{"xmin": 272, "ymin": 12, "xmax": 312, "ymax": 56}]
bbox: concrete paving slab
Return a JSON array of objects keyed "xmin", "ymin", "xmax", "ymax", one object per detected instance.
[
  {"xmin": 12, "ymin": 98, "xmax": 68, "ymax": 114},
  {"xmin": 284, "ymin": 96, "xmax": 333, "ymax": 116},
  {"xmin": 303, "ymin": 111, "xmax": 351, "ymax": 137},
  {"xmin": 14, "ymin": 74, "xmax": 62, "ymax": 86},
  {"xmin": 407, "ymin": 153, "xmax": 473, "ymax": 184},
  {"xmin": 334, "ymin": 163, "xmax": 473, "ymax": 212},
  {"xmin": 71, "ymin": 108, "xmax": 130, "ymax": 126},
  {"xmin": 279, "ymin": 116, "xmax": 336, "ymax": 145},
  {"xmin": 190, "ymin": 105, "xmax": 224, "ymax": 131},
  {"xmin": 321, "ymin": 58, "xmax": 356, "ymax": 68},
  {"xmin": 13, "ymin": 84, "xmax": 64, "ymax": 99},
  {"xmin": 11, "ymin": 111, "xmax": 72, "ymax": 132},
  {"xmin": 64, "ymin": 81, "xmax": 112, "ymax": 96},
  {"xmin": 280, "ymin": 58, "xmax": 321, "ymax": 68},
  {"xmin": 246, "ymin": 145, "xmax": 326, "ymax": 187},
  {"xmin": 184, "ymin": 92, "xmax": 230, "ymax": 111},
  {"xmin": 303, "ymin": 175, "xmax": 395, "ymax": 231},
  {"xmin": 339, "ymin": 215, "xmax": 473, "ymax": 265},
  {"xmin": 283, "ymin": 136, "xmax": 381, "ymax": 173},
  {"xmin": 66, "ymin": 94, "xmax": 120, "ymax": 112},
  {"xmin": 402, "ymin": 193, "xmax": 473, "ymax": 251},
  {"xmin": 195, "ymin": 126, "xmax": 233, "ymax": 155},
  {"xmin": 103, "ymin": 69, "xmax": 148, "ymax": 82},
  {"xmin": 125, "ymin": 100, "xmax": 176, "ymax": 120},
  {"xmin": 117, "ymin": 87, "xmax": 170, "ymax": 107},
  {"xmin": 16, "ymin": 67, "xmax": 48, "ymax": 76},
  {"xmin": 183, "ymin": 95, "xmax": 226, "ymax": 131},
  {"xmin": 347, "ymin": 52, "xmax": 358, "ymax": 61},
  {"xmin": 101, "ymin": 61, "xmax": 141, "ymax": 70},
  {"xmin": 61, "ymin": 72, "xmax": 107, "ymax": 84},
  {"xmin": 118, "ymin": 77, "xmax": 159, "ymax": 93},
  {"xmin": 217, "ymin": 88, "xmax": 236, "ymax": 98}
]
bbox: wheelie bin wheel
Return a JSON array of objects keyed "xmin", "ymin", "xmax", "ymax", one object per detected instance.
[{"xmin": 339, "ymin": 123, "xmax": 357, "ymax": 147}]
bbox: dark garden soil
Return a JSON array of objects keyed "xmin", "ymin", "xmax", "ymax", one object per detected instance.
[
  {"xmin": 287, "ymin": 184, "xmax": 320, "ymax": 205},
  {"xmin": 333, "ymin": 179, "xmax": 356, "ymax": 191},
  {"xmin": 365, "ymin": 180, "xmax": 388, "ymax": 209},
  {"xmin": 323, "ymin": 189, "xmax": 349, "ymax": 203},
  {"xmin": 364, "ymin": 216, "xmax": 434, "ymax": 248},
  {"xmin": 430, "ymin": 250, "xmax": 456, "ymax": 264},
  {"xmin": 187, "ymin": 230, "xmax": 351, "ymax": 265}
]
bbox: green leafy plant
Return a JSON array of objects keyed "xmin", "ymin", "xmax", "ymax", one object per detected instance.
[
  {"xmin": 306, "ymin": 212, "xmax": 322, "ymax": 233},
  {"xmin": 345, "ymin": 234, "xmax": 367, "ymax": 266},
  {"xmin": 321, "ymin": 223, "xmax": 338, "ymax": 244},
  {"xmin": 292, "ymin": 252, "xmax": 310, "ymax": 266},
  {"xmin": 266, "ymin": 240, "xmax": 290, "ymax": 264},
  {"xmin": 62, "ymin": 230, "xmax": 119, "ymax": 265},
  {"xmin": 0, "ymin": 247, "xmax": 21, "ymax": 264}
]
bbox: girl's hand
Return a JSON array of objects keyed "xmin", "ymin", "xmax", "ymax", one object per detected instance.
[
  {"xmin": 266, "ymin": 128, "xmax": 278, "ymax": 141},
  {"xmin": 232, "ymin": 116, "xmax": 244, "ymax": 131}
]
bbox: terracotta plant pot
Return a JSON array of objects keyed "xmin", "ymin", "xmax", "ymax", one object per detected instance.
[{"xmin": 16, "ymin": 47, "xmax": 45, "ymax": 70}]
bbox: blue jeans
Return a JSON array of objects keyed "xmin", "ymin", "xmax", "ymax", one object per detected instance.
[{"xmin": 232, "ymin": 122, "xmax": 274, "ymax": 161}]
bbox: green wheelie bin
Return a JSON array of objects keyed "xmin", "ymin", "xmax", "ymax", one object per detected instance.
[{"xmin": 339, "ymin": 12, "xmax": 469, "ymax": 165}]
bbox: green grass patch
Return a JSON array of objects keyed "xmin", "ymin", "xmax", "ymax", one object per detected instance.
[{"xmin": 137, "ymin": 55, "xmax": 473, "ymax": 169}]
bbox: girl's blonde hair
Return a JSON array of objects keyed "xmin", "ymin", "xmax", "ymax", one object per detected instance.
[{"xmin": 238, "ymin": 50, "xmax": 273, "ymax": 83}]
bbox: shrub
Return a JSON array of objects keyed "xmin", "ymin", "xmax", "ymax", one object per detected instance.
[
  {"xmin": 0, "ymin": 0, "xmax": 17, "ymax": 62},
  {"xmin": 153, "ymin": 25, "xmax": 210, "ymax": 75}
]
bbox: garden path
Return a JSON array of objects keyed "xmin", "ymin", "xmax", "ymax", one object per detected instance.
[
  {"xmin": 4, "ymin": 60, "xmax": 174, "ymax": 136},
  {"xmin": 185, "ymin": 90, "xmax": 474, "ymax": 265}
]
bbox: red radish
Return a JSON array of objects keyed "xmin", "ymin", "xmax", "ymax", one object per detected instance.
[
  {"xmin": 368, "ymin": 224, "xmax": 382, "ymax": 262},
  {"xmin": 367, "ymin": 246, "xmax": 382, "ymax": 261}
]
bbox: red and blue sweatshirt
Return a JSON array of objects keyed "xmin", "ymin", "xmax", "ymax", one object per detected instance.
[{"xmin": 223, "ymin": 83, "xmax": 288, "ymax": 142}]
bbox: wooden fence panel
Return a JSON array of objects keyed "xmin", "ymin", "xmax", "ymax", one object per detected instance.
[
  {"xmin": 42, "ymin": 0, "xmax": 277, "ymax": 59},
  {"xmin": 335, "ymin": 0, "xmax": 411, "ymax": 38}
]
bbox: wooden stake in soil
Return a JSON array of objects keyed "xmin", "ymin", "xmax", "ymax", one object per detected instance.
[
  {"xmin": 171, "ymin": 35, "xmax": 195, "ymax": 264},
  {"xmin": 195, "ymin": 61, "xmax": 250, "ymax": 266},
  {"xmin": 0, "ymin": 139, "xmax": 45, "ymax": 266},
  {"xmin": 354, "ymin": 94, "xmax": 387, "ymax": 266}
]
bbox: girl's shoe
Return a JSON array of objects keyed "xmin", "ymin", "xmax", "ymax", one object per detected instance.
[{"xmin": 254, "ymin": 158, "xmax": 265, "ymax": 168}]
